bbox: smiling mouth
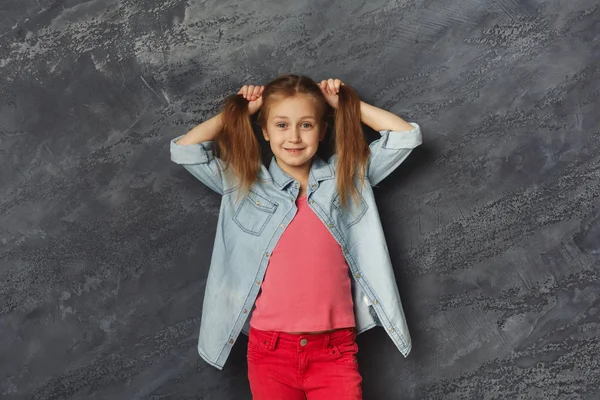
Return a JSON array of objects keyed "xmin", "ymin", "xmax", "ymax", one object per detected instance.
[{"xmin": 284, "ymin": 148, "xmax": 305, "ymax": 153}]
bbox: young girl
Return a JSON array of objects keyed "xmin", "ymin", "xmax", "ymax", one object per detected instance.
[{"xmin": 170, "ymin": 74, "xmax": 422, "ymax": 399}]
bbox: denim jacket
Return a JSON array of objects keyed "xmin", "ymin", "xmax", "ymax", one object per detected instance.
[{"xmin": 170, "ymin": 122, "xmax": 422, "ymax": 369}]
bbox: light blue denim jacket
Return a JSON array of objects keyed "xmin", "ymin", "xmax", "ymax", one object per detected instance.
[{"xmin": 170, "ymin": 122, "xmax": 422, "ymax": 369}]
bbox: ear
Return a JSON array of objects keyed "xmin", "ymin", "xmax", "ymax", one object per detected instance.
[
  {"xmin": 262, "ymin": 128, "xmax": 270, "ymax": 141},
  {"xmin": 319, "ymin": 121, "xmax": 328, "ymax": 141}
]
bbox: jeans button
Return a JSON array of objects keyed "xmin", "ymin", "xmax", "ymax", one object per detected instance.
[{"xmin": 300, "ymin": 338, "xmax": 308, "ymax": 346}]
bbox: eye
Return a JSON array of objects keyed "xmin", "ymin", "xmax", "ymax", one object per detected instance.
[
  {"xmin": 276, "ymin": 122, "xmax": 287, "ymax": 128},
  {"xmin": 301, "ymin": 122, "xmax": 313, "ymax": 128}
]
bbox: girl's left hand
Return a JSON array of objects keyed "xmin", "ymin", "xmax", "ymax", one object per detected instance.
[
  {"xmin": 238, "ymin": 84, "xmax": 264, "ymax": 115},
  {"xmin": 319, "ymin": 78, "xmax": 344, "ymax": 109}
]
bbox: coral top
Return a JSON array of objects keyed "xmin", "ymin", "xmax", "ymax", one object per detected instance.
[{"xmin": 250, "ymin": 195, "xmax": 355, "ymax": 332}]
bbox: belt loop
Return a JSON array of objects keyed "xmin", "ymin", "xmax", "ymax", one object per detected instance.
[
  {"xmin": 323, "ymin": 333, "xmax": 331, "ymax": 350},
  {"xmin": 267, "ymin": 331, "xmax": 279, "ymax": 351}
]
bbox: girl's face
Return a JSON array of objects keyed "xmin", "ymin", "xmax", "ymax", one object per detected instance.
[{"xmin": 262, "ymin": 94, "xmax": 326, "ymax": 176}]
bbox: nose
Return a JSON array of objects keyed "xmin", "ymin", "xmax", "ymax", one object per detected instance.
[{"xmin": 287, "ymin": 127, "xmax": 301, "ymax": 143}]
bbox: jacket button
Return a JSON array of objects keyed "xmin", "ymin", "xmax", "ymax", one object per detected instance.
[
  {"xmin": 310, "ymin": 200, "xmax": 314, "ymax": 204},
  {"xmin": 355, "ymin": 273, "xmax": 361, "ymax": 279},
  {"xmin": 265, "ymin": 252, "xmax": 270, "ymax": 257},
  {"xmin": 255, "ymin": 280, "xmax": 260, "ymax": 285},
  {"xmin": 373, "ymin": 300, "xmax": 378, "ymax": 305},
  {"xmin": 229, "ymin": 339, "xmax": 234, "ymax": 344},
  {"xmin": 243, "ymin": 309, "xmax": 248, "ymax": 314},
  {"xmin": 328, "ymin": 223, "xmax": 333, "ymax": 228},
  {"xmin": 255, "ymin": 201, "xmax": 260, "ymax": 206},
  {"xmin": 389, "ymin": 327, "xmax": 394, "ymax": 333},
  {"xmin": 311, "ymin": 184, "xmax": 317, "ymax": 188}
]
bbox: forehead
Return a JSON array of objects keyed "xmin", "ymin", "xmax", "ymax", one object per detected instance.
[{"xmin": 268, "ymin": 95, "xmax": 318, "ymax": 119}]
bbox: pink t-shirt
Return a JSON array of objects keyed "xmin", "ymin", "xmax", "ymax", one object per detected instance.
[{"xmin": 250, "ymin": 195, "xmax": 356, "ymax": 332}]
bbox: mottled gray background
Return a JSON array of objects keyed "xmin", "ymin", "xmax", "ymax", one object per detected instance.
[{"xmin": 1, "ymin": 0, "xmax": 599, "ymax": 399}]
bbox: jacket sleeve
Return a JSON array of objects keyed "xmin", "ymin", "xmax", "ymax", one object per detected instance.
[
  {"xmin": 366, "ymin": 122, "xmax": 422, "ymax": 186},
  {"xmin": 170, "ymin": 135, "xmax": 232, "ymax": 195}
]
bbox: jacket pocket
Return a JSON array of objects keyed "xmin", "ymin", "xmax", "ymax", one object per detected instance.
[
  {"xmin": 233, "ymin": 190, "xmax": 278, "ymax": 235},
  {"xmin": 332, "ymin": 191, "xmax": 368, "ymax": 228}
]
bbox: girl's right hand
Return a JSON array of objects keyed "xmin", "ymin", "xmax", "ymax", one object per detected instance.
[{"xmin": 238, "ymin": 85, "xmax": 264, "ymax": 115}]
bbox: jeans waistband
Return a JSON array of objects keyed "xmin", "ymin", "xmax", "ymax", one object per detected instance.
[{"xmin": 249, "ymin": 326, "xmax": 355, "ymax": 352}]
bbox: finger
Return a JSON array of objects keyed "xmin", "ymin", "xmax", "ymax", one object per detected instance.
[
  {"xmin": 252, "ymin": 85, "xmax": 261, "ymax": 98},
  {"xmin": 324, "ymin": 80, "xmax": 331, "ymax": 93},
  {"xmin": 238, "ymin": 85, "xmax": 247, "ymax": 96},
  {"xmin": 334, "ymin": 79, "xmax": 341, "ymax": 92},
  {"xmin": 327, "ymin": 78, "xmax": 335, "ymax": 94}
]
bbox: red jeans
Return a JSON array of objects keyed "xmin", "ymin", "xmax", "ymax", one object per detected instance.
[{"xmin": 247, "ymin": 326, "xmax": 363, "ymax": 399}]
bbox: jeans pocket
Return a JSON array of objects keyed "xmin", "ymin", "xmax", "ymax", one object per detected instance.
[
  {"xmin": 247, "ymin": 330, "xmax": 272, "ymax": 364},
  {"xmin": 328, "ymin": 341, "xmax": 359, "ymax": 366},
  {"xmin": 247, "ymin": 341, "xmax": 269, "ymax": 364}
]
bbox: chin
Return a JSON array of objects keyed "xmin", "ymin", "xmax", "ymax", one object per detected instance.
[{"xmin": 282, "ymin": 158, "xmax": 310, "ymax": 166}]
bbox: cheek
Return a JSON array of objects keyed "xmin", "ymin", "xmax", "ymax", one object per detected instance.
[
  {"xmin": 269, "ymin": 136, "xmax": 285, "ymax": 146},
  {"xmin": 305, "ymin": 133, "xmax": 321, "ymax": 146},
  {"xmin": 268, "ymin": 138, "xmax": 285, "ymax": 152}
]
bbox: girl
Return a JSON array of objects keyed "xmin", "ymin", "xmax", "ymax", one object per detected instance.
[{"xmin": 170, "ymin": 74, "xmax": 422, "ymax": 399}]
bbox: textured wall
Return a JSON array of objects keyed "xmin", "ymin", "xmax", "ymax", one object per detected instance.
[{"xmin": 1, "ymin": 0, "xmax": 599, "ymax": 399}]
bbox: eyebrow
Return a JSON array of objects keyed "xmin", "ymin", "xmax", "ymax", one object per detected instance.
[{"xmin": 272, "ymin": 116, "xmax": 316, "ymax": 120}]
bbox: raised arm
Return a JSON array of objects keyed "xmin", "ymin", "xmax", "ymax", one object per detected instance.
[
  {"xmin": 360, "ymin": 101, "xmax": 415, "ymax": 133},
  {"xmin": 360, "ymin": 100, "xmax": 422, "ymax": 186},
  {"xmin": 170, "ymin": 112, "xmax": 232, "ymax": 195},
  {"xmin": 170, "ymin": 85, "xmax": 264, "ymax": 195},
  {"xmin": 175, "ymin": 113, "xmax": 224, "ymax": 146}
]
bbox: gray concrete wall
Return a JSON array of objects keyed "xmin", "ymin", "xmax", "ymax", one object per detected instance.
[{"xmin": 1, "ymin": 0, "xmax": 599, "ymax": 399}]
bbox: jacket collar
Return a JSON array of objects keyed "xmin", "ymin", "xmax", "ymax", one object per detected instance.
[{"xmin": 265, "ymin": 155, "xmax": 334, "ymax": 190}]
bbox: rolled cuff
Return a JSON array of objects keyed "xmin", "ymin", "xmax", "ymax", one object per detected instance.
[
  {"xmin": 379, "ymin": 122, "xmax": 422, "ymax": 150},
  {"xmin": 170, "ymin": 135, "xmax": 214, "ymax": 164}
]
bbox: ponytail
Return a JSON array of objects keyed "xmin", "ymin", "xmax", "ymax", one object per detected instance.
[
  {"xmin": 334, "ymin": 85, "xmax": 370, "ymax": 208},
  {"xmin": 215, "ymin": 94, "xmax": 261, "ymax": 193}
]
